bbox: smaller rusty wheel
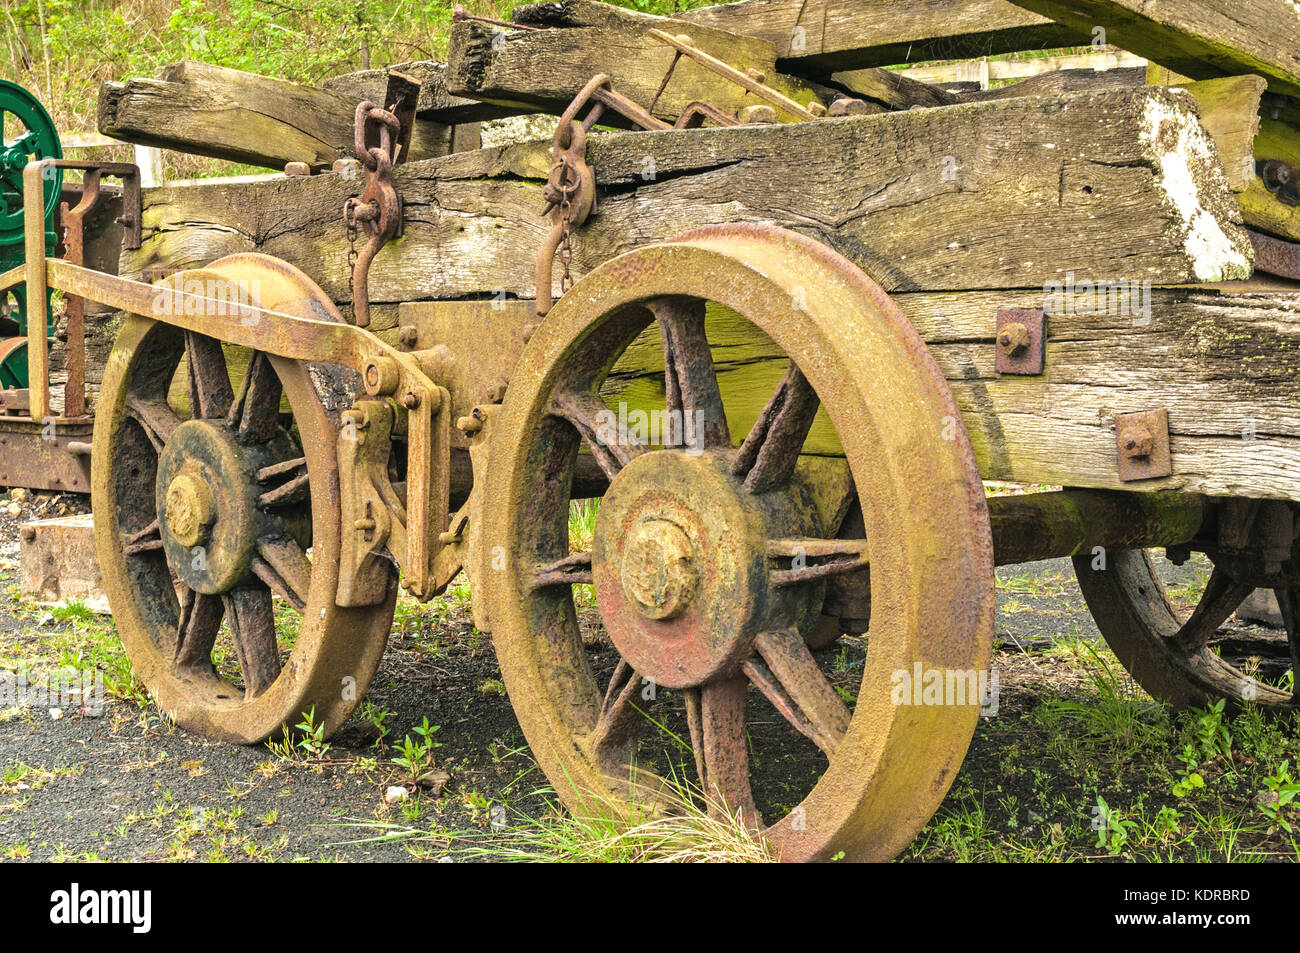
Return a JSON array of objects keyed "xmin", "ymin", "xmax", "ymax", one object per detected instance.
[
  {"xmin": 484, "ymin": 224, "xmax": 995, "ymax": 861},
  {"xmin": 1075, "ymin": 548, "xmax": 1300, "ymax": 712},
  {"xmin": 93, "ymin": 255, "xmax": 397, "ymax": 743}
]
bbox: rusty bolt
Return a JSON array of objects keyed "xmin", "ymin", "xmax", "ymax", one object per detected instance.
[
  {"xmin": 398, "ymin": 325, "xmax": 419, "ymax": 348},
  {"xmin": 456, "ymin": 414, "xmax": 483, "ymax": 434},
  {"xmin": 437, "ymin": 529, "xmax": 462, "ymax": 545},
  {"xmin": 828, "ymin": 97, "xmax": 870, "ymax": 117},
  {"xmin": 1118, "ymin": 419, "xmax": 1156, "ymax": 459},
  {"xmin": 353, "ymin": 517, "xmax": 376, "ymax": 532},
  {"xmin": 363, "ymin": 356, "xmax": 400, "ymax": 396},
  {"xmin": 402, "ymin": 392, "xmax": 420, "ymax": 410},
  {"xmin": 738, "ymin": 104, "xmax": 778, "ymax": 125},
  {"xmin": 19, "ymin": 525, "xmax": 35, "ymax": 542},
  {"xmin": 996, "ymin": 321, "xmax": 1032, "ymax": 358},
  {"xmin": 284, "ymin": 161, "xmax": 311, "ymax": 177},
  {"xmin": 332, "ymin": 157, "xmax": 361, "ymax": 178}
]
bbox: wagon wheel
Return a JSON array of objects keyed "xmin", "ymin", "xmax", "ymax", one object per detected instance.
[
  {"xmin": 92, "ymin": 254, "xmax": 398, "ymax": 743},
  {"xmin": 483, "ymin": 224, "xmax": 995, "ymax": 861},
  {"xmin": 1074, "ymin": 550, "xmax": 1299, "ymax": 712}
]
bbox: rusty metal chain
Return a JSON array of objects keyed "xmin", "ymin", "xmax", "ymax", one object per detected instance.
[
  {"xmin": 534, "ymin": 114, "xmax": 595, "ymax": 318},
  {"xmin": 343, "ymin": 100, "xmax": 403, "ymax": 328}
]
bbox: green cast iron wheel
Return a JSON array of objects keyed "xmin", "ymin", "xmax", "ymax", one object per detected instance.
[
  {"xmin": 482, "ymin": 224, "xmax": 996, "ymax": 861},
  {"xmin": 0, "ymin": 80, "xmax": 62, "ymax": 248}
]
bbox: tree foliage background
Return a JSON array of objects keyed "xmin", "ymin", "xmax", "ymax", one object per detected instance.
[{"xmin": 0, "ymin": 0, "xmax": 708, "ymax": 175}]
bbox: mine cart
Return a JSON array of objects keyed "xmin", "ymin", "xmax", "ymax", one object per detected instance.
[{"xmin": 5, "ymin": 0, "xmax": 1300, "ymax": 861}]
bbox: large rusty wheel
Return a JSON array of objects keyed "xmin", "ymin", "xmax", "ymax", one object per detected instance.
[
  {"xmin": 93, "ymin": 254, "xmax": 397, "ymax": 743},
  {"xmin": 483, "ymin": 225, "xmax": 995, "ymax": 861},
  {"xmin": 1074, "ymin": 550, "xmax": 1299, "ymax": 712}
]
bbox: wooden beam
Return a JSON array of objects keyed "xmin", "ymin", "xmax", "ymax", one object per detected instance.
[
  {"xmin": 676, "ymin": 0, "xmax": 1091, "ymax": 73},
  {"xmin": 98, "ymin": 60, "xmax": 458, "ymax": 170},
  {"xmin": 119, "ymin": 87, "xmax": 1251, "ymax": 309},
  {"xmin": 1010, "ymin": 0, "xmax": 1300, "ymax": 99},
  {"xmin": 593, "ymin": 285, "xmax": 1300, "ymax": 501},
  {"xmin": 319, "ymin": 61, "xmax": 520, "ymax": 124},
  {"xmin": 446, "ymin": 0, "xmax": 829, "ymax": 125}
]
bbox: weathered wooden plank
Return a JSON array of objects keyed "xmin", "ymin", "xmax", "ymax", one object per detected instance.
[
  {"xmin": 957, "ymin": 65, "xmax": 1146, "ymax": 102},
  {"xmin": 446, "ymin": 0, "xmax": 830, "ymax": 124},
  {"xmin": 118, "ymin": 87, "xmax": 1254, "ymax": 310},
  {"xmin": 829, "ymin": 68, "xmax": 959, "ymax": 110},
  {"xmin": 676, "ymin": 0, "xmax": 1090, "ymax": 73},
  {"xmin": 320, "ymin": 61, "xmax": 521, "ymax": 124},
  {"xmin": 98, "ymin": 60, "xmax": 457, "ymax": 170},
  {"xmin": 594, "ymin": 286, "xmax": 1300, "ymax": 501},
  {"xmin": 1010, "ymin": 0, "xmax": 1300, "ymax": 99}
]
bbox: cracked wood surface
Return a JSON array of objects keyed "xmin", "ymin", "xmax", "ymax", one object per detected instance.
[
  {"xmin": 119, "ymin": 87, "xmax": 1252, "ymax": 310},
  {"xmin": 676, "ymin": 0, "xmax": 1090, "ymax": 73}
]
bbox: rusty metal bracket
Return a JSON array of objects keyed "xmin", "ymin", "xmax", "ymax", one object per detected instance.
[
  {"xmin": 1115, "ymin": 409, "xmax": 1172, "ymax": 482},
  {"xmin": 1248, "ymin": 228, "xmax": 1300, "ymax": 280},
  {"xmin": 994, "ymin": 307, "xmax": 1045, "ymax": 375}
]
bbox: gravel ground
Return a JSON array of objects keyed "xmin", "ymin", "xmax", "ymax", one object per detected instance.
[{"xmin": 0, "ymin": 491, "xmax": 1270, "ymax": 862}]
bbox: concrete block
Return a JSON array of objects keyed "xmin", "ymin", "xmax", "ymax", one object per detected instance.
[{"xmin": 18, "ymin": 514, "xmax": 109, "ymax": 612}]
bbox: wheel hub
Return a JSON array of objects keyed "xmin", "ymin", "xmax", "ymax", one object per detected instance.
[
  {"xmin": 164, "ymin": 473, "xmax": 215, "ymax": 548},
  {"xmin": 156, "ymin": 419, "xmax": 259, "ymax": 595},
  {"xmin": 593, "ymin": 451, "xmax": 812, "ymax": 689},
  {"xmin": 619, "ymin": 518, "xmax": 699, "ymax": 620}
]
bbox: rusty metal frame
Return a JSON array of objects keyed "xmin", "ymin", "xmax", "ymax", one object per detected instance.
[{"xmin": 9, "ymin": 157, "xmax": 452, "ymax": 597}]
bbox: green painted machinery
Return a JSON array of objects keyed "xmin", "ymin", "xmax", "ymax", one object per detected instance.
[{"xmin": 0, "ymin": 80, "xmax": 63, "ymax": 388}]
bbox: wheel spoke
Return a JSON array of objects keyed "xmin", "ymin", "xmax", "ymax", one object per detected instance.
[
  {"xmin": 692, "ymin": 676, "xmax": 758, "ymax": 825},
  {"xmin": 744, "ymin": 629, "xmax": 850, "ymax": 757},
  {"xmin": 531, "ymin": 551, "xmax": 593, "ymax": 588},
  {"xmin": 768, "ymin": 537, "xmax": 868, "ymax": 587},
  {"xmin": 1173, "ymin": 566, "xmax": 1254, "ymax": 652},
  {"xmin": 185, "ymin": 331, "xmax": 234, "ymax": 420},
  {"xmin": 732, "ymin": 363, "xmax": 819, "ymax": 494},
  {"xmin": 126, "ymin": 395, "xmax": 182, "ymax": 451},
  {"xmin": 123, "ymin": 519, "xmax": 164, "ymax": 556},
  {"xmin": 251, "ymin": 536, "xmax": 312, "ymax": 612},
  {"xmin": 550, "ymin": 389, "xmax": 645, "ymax": 481},
  {"xmin": 229, "ymin": 350, "xmax": 283, "ymax": 443},
  {"xmin": 222, "ymin": 587, "xmax": 282, "ymax": 698},
  {"xmin": 586, "ymin": 659, "xmax": 643, "ymax": 769},
  {"xmin": 651, "ymin": 296, "xmax": 730, "ymax": 450},
  {"xmin": 175, "ymin": 588, "xmax": 224, "ymax": 671},
  {"xmin": 258, "ymin": 470, "xmax": 309, "ymax": 508}
]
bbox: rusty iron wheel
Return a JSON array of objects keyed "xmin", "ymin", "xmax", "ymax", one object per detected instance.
[
  {"xmin": 1074, "ymin": 551, "xmax": 1298, "ymax": 712},
  {"xmin": 92, "ymin": 254, "xmax": 397, "ymax": 743},
  {"xmin": 483, "ymin": 224, "xmax": 995, "ymax": 861}
]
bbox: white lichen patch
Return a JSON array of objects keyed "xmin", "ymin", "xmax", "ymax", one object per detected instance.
[{"xmin": 1140, "ymin": 94, "xmax": 1252, "ymax": 281}]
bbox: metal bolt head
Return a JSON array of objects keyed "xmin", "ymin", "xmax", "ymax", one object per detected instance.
[
  {"xmin": 738, "ymin": 104, "xmax": 778, "ymax": 125},
  {"xmin": 403, "ymin": 392, "xmax": 420, "ymax": 410},
  {"xmin": 398, "ymin": 325, "xmax": 419, "ymax": 348},
  {"xmin": 164, "ymin": 473, "xmax": 215, "ymax": 548},
  {"xmin": 997, "ymin": 321, "xmax": 1032, "ymax": 357},
  {"xmin": 620, "ymin": 518, "xmax": 698, "ymax": 621},
  {"xmin": 828, "ymin": 97, "xmax": 870, "ymax": 117},
  {"xmin": 332, "ymin": 157, "xmax": 362, "ymax": 178},
  {"xmin": 1118, "ymin": 420, "xmax": 1155, "ymax": 459}
]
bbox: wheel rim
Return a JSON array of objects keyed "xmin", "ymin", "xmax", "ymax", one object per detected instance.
[
  {"xmin": 484, "ymin": 224, "xmax": 995, "ymax": 861},
  {"xmin": 1074, "ymin": 549, "xmax": 1297, "ymax": 711},
  {"xmin": 92, "ymin": 254, "xmax": 397, "ymax": 743}
]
